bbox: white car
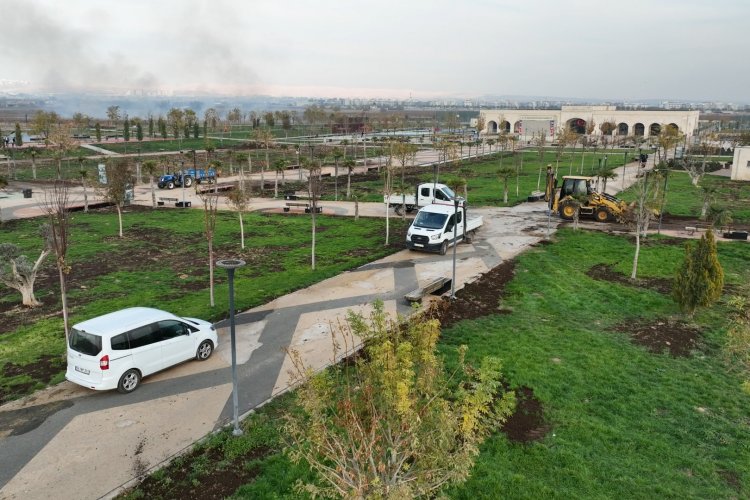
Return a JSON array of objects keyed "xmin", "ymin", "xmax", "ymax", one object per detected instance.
[{"xmin": 66, "ymin": 307, "xmax": 218, "ymax": 393}]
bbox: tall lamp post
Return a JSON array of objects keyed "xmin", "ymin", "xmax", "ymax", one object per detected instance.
[
  {"xmin": 450, "ymin": 197, "xmax": 460, "ymax": 299},
  {"xmin": 216, "ymin": 258, "xmax": 246, "ymax": 436}
]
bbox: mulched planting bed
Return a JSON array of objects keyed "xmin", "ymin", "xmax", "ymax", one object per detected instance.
[{"xmin": 612, "ymin": 319, "xmax": 703, "ymax": 357}]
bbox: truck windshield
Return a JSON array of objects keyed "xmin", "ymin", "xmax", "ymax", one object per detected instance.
[
  {"xmin": 441, "ymin": 187, "xmax": 456, "ymax": 199},
  {"xmin": 413, "ymin": 211, "xmax": 448, "ymax": 229}
]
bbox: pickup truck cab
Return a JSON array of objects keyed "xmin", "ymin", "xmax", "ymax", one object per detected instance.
[
  {"xmin": 385, "ymin": 183, "xmax": 456, "ymax": 214},
  {"xmin": 406, "ymin": 202, "xmax": 483, "ymax": 254}
]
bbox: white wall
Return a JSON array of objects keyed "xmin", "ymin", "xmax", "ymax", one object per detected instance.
[{"xmin": 731, "ymin": 146, "xmax": 750, "ymax": 181}]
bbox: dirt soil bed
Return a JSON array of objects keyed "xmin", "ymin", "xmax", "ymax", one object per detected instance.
[
  {"xmin": 431, "ymin": 260, "xmax": 517, "ymax": 329},
  {"xmin": 613, "ymin": 319, "xmax": 703, "ymax": 357}
]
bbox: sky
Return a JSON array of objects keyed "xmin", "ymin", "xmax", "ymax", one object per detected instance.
[{"xmin": 1, "ymin": 0, "xmax": 748, "ymax": 102}]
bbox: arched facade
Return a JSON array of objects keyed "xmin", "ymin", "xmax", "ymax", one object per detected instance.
[{"xmin": 479, "ymin": 105, "xmax": 700, "ymax": 141}]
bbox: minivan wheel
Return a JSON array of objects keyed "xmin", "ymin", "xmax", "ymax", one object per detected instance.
[
  {"xmin": 117, "ymin": 369, "xmax": 141, "ymax": 394},
  {"xmin": 196, "ymin": 340, "xmax": 213, "ymax": 360}
]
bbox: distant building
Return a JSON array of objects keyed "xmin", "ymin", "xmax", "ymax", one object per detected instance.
[
  {"xmin": 479, "ymin": 105, "xmax": 700, "ymax": 141},
  {"xmin": 731, "ymin": 146, "xmax": 750, "ymax": 181}
]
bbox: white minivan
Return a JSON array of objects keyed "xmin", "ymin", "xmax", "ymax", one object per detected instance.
[{"xmin": 66, "ymin": 307, "xmax": 218, "ymax": 393}]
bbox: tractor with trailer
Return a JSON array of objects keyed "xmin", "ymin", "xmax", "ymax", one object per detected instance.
[{"xmin": 545, "ymin": 171, "xmax": 629, "ymax": 223}]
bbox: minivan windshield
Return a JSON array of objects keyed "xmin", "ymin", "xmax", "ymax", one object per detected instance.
[
  {"xmin": 413, "ymin": 211, "xmax": 448, "ymax": 230},
  {"xmin": 69, "ymin": 328, "xmax": 102, "ymax": 356}
]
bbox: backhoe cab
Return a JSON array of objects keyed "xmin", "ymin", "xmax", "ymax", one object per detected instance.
[{"xmin": 545, "ymin": 171, "xmax": 628, "ymax": 223}]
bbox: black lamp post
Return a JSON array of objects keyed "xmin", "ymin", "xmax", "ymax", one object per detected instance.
[
  {"xmin": 450, "ymin": 197, "xmax": 459, "ymax": 299},
  {"xmin": 216, "ymin": 258, "xmax": 246, "ymax": 436}
]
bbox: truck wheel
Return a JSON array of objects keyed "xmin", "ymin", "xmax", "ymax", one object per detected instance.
[
  {"xmin": 559, "ymin": 201, "xmax": 575, "ymax": 220},
  {"xmin": 406, "ymin": 205, "xmax": 415, "ymax": 213},
  {"xmin": 394, "ymin": 205, "xmax": 403, "ymax": 216},
  {"xmin": 167, "ymin": 181, "xmax": 175, "ymax": 190},
  {"xmin": 595, "ymin": 207, "xmax": 611, "ymax": 222},
  {"xmin": 117, "ymin": 369, "xmax": 141, "ymax": 394},
  {"xmin": 440, "ymin": 240, "xmax": 448, "ymax": 255},
  {"xmin": 183, "ymin": 177, "xmax": 193, "ymax": 187}
]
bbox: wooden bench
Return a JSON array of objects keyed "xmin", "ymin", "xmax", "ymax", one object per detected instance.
[
  {"xmin": 196, "ymin": 182, "xmax": 234, "ymax": 194},
  {"xmin": 157, "ymin": 197, "xmax": 178, "ymax": 207},
  {"xmin": 404, "ymin": 277, "xmax": 452, "ymax": 303},
  {"xmin": 685, "ymin": 225, "xmax": 709, "ymax": 235},
  {"xmin": 283, "ymin": 202, "xmax": 322, "ymax": 213}
]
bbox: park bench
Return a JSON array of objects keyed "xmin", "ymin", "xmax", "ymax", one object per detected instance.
[
  {"xmin": 157, "ymin": 196, "xmax": 178, "ymax": 207},
  {"xmin": 685, "ymin": 224, "xmax": 710, "ymax": 235},
  {"xmin": 196, "ymin": 182, "xmax": 234, "ymax": 194},
  {"xmin": 284, "ymin": 202, "xmax": 322, "ymax": 213},
  {"xmin": 404, "ymin": 277, "xmax": 452, "ymax": 303}
]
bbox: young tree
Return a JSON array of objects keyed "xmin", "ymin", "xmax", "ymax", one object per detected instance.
[
  {"xmin": 49, "ymin": 123, "xmax": 78, "ymax": 180},
  {"xmin": 14, "ymin": 123, "xmax": 23, "ymax": 147},
  {"xmin": 142, "ymin": 160, "xmax": 158, "ymax": 208},
  {"xmin": 273, "ymin": 159, "xmax": 288, "ymax": 198},
  {"xmin": 308, "ymin": 161, "xmax": 322, "ymax": 269},
  {"xmin": 136, "ymin": 122, "xmax": 144, "ymax": 142},
  {"xmin": 29, "ymin": 148, "xmax": 38, "ymax": 179},
  {"xmin": 148, "ymin": 116, "xmax": 154, "ymax": 138},
  {"xmin": 252, "ymin": 128, "xmax": 274, "ymax": 192},
  {"xmin": 497, "ymin": 166, "xmax": 515, "ymax": 204},
  {"xmin": 106, "ymin": 105, "xmax": 121, "ymax": 127},
  {"xmin": 40, "ymin": 181, "xmax": 72, "ymax": 340},
  {"xmin": 344, "ymin": 158, "xmax": 355, "ymax": 199},
  {"xmin": 673, "ymin": 230, "xmax": 724, "ymax": 318},
  {"xmin": 331, "ymin": 147, "xmax": 344, "ymax": 201},
  {"xmin": 197, "ymin": 189, "xmax": 220, "ymax": 306},
  {"xmin": 227, "ymin": 186, "xmax": 250, "ymax": 249},
  {"xmin": 95, "ymin": 122, "xmax": 102, "ymax": 142},
  {"xmin": 625, "ymin": 170, "xmax": 659, "ymax": 279},
  {"xmin": 0, "ymin": 234, "xmax": 50, "ymax": 307},
  {"xmin": 234, "ymin": 152, "xmax": 248, "ymax": 192},
  {"xmin": 102, "ymin": 159, "xmax": 132, "ymax": 237},
  {"xmin": 123, "ymin": 116, "xmax": 131, "ymax": 142},
  {"xmin": 77, "ymin": 156, "xmax": 90, "ymax": 213},
  {"xmin": 285, "ymin": 301, "xmax": 515, "ymax": 499}
]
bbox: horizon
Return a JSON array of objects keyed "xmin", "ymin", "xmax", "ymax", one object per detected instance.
[{"xmin": 1, "ymin": 0, "xmax": 748, "ymax": 103}]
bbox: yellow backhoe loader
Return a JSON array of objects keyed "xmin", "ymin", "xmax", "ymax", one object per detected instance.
[{"xmin": 545, "ymin": 169, "xmax": 629, "ymax": 222}]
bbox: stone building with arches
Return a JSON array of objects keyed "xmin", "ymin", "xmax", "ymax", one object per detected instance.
[{"xmin": 479, "ymin": 105, "xmax": 700, "ymax": 141}]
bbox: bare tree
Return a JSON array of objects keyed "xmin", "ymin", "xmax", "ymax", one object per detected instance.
[
  {"xmin": 40, "ymin": 182, "xmax": 72, "ymax": 340},
  {"xmin": 77, "ymin": 156, "xmax": 89, "ymax": 213},
  {"xmin": 344, "ymin": 158, "xmax": 355, "ymax": 199},
  {"xmin": 49, "ymin": 124, "xmax": 79, "ymax": 179},
  {"xmin": 198, "ymin": 190, "xmax": 220, "ymax": 306}
]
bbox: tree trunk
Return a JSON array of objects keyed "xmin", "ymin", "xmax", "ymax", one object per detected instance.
[
  {"xmin": 503, "ymin": 184, "xmax": 508, "ymax": 204},
  {"xmin": 208, "ymin": 240, "xmax": 215, "ymax": 306},
  {"xmin": 150, "ymin": 177, "xmax": 156, "ymax": 208},
  {"xmin": 311, "ymin": 208, "xmax": 316, "ymax": 270},
  {"xmin": 355, "ymin": 199, "xmax": 359, "ymax": 220},
  {"xmin": 116, "ymin": 205, "xmax": 123, "ymax": 237},
  {"xmin": 631, "ymin": 231, "xmax": 641, "ymax": 279},
  {"xmin": 347, "ymin": 171, "xmax": 351, "ymax": 199},
  {"xmin": 58, "ymin": 264, "xmax": 70, "ymax": 342},
  {"xmin": 32, "ymin": 156, "xmax": 37, "ymax": 180},
  {"xmin": 20, "ymin": 280, "xmax": 41, "ymax": 307},
  {"xmin": 274, "ymin": 172, "xmax": 278, "ymax": 198},
  {"xmin": 700, "ymin": 200, "xmax": 709, "ymax": 220},
  {"xmin": 82, "ymin": 180, "xmax": 89, "ymax": 213},
  {"xmin": 239, "ymin": 212, "xmax": 245, "ymax": 249},
  {"xmin": 334, "ymin": 162, "xmax": 339, "ymax": 201}
]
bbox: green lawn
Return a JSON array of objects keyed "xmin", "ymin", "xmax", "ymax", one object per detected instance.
[
  {"xmin": 0, "ymin": 208, "xmax": 408, "ymax": 401},
  {"xmin": 121, "ymin": 229, "xmax": 750, "ymax": 499}
]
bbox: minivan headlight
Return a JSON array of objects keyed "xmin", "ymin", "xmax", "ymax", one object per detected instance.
[{"xmin": 431, "ymin": 234, "xmax": 441, "ymax": 240}]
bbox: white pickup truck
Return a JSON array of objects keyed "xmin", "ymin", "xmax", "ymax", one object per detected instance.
[
  {"xmin": 384, "ymin": 183, "xmax": 456, "ymax": 214},
  {"xmin": 405, "ymin": 202, "xmax": 483, "ymax": 255}
]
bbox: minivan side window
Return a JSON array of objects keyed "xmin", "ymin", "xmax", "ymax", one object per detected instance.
[
  {"xmin": 128, "ymin": 324, "xmax": 158, "ymax": 349},
  {"xmin": 157, "ymin": 320, "xmax": 191, "ymax": 341},
  {"xmin": 69, "ymin": 328, "xmax": 102, "ymax": 356},
  {"xmin": 111, "ymin": 332, "xmax": 130, "ymax": 350}
]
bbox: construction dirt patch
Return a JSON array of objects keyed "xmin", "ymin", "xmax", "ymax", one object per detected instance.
[{"xmin": 586, "ymin": 263, "xmax": 673, "ymax": 295}]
